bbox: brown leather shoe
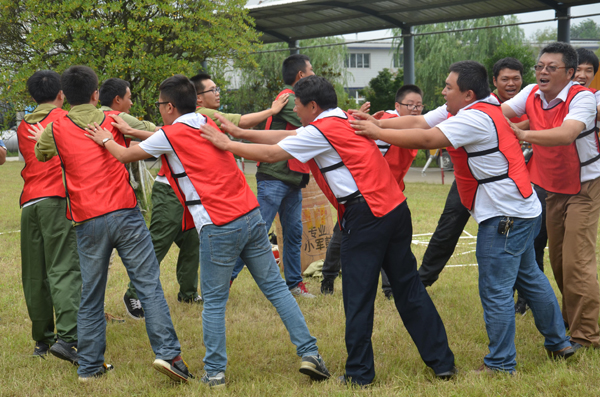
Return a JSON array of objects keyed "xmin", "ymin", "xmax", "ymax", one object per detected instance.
[
  {"xmin": 474, "ymin": 363, "xmax": 495, "ymax": 374},
  {"xmin": 547, "ymin": 345, "xmax": 576, "ymax": 360}
]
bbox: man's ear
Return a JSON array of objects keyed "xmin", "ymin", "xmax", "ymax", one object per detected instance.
[
  {"xmin": 492, "ymin": 77, "xmax": 498, "ymax": 88},
  {"xmin": 196, "ymin": 95, "xmax": 203, "ymax": 106}
]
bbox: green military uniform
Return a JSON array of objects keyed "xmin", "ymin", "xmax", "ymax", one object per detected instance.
[
  {"xmin": 196, "ymin": 107, "xmax": 241, "ymax": 127},
  {"xmin": 22, "ymin": 104, "xmax": 81, "ymax": 345},
  {"xmin": 99, "ymin": 106, "xmax": 156, "ymax": 132}
]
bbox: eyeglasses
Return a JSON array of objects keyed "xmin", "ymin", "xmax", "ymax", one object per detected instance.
[
  {"xmin": 534, "ymin": 64, "xmax": 566, "ymax": 73},
  {"xmin": 155, "ymin": 101, "xmax": 169, "ymax": 109},
  {"xmin": 398, "ymin": 103, "xmax": 424, "ymax": 111},
  {"xmin": 199, "ymin": 86, "xmax": 220, "ymax": 95}
]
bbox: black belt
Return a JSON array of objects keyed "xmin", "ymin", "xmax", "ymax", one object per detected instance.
[{"xmin": 344, "ymin": 196, "xmax": 366, "ymax": 206}]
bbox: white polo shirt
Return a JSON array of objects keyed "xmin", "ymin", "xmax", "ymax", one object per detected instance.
[
  {"xmin": 139, "ymin": 113, "xmax": 212, "ymax": 232},
  {"xmin": 431, "ymin": 96, "xmax": 541, "ymax": 223},
  {"xmin": 277, "ymin": 107, "xmax": 359, "ymax": 202},
  {"xmin": 504, "ymin": 82, "xmax": 600, "ymax": 183}
]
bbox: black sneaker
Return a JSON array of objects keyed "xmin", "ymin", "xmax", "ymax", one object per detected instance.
[
  {"xmin": 78, "ymin": 363, "xmax": 114, "ymax": 382},
  {"xmin": 33, "ymin": 342, "xmax": 50, "ymax": 358},
  {"xmin": 200, "ymin": 371, "xmax": 226, "ymax": 389},
  {"xmin": 299, "ymin": 354, "xmax": 330, "ymax": 381},
  {"xmin": 435, "ymin": 365, "xmax": 458, "ymax": 380},
  {"xmin": 123, "ymin": 293, "xmax": 144, "ymax": 319},
  {"xmin": 177, "ymin": 294, "xmax": 203, "ymax": 304},
  {"xmin": 49, "ymin": 339, "xmax": 78, "ymax": 365},
  {"xmin": 321, "ymin": 278, "xmax": 334, "ymax": 295},
  {"xmin": 383, "ymin": 290, "xmax": 393, "ymax": 300},
  {"xmin": 153, "ymin": 356, "xmax": 194, "ymax": 383},
  {"xmin": 514, "ymin": 298, "xmax": 529, "ymax": 316}
]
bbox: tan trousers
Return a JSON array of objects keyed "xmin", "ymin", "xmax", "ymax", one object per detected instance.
[{"xmin": 546, "ymin": 176, "xmax": 600, "ymax": 347}]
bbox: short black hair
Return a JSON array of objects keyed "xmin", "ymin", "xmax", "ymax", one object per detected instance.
[
  {"xmin": 26, "ymin": 70, "xmax": 61, "ymax": 104},
  {"xmin": 159, "ymin": 74, "xmax": 197, "ymax": 115},
  {"xmin": 448, "ymin": 61, "xmax": 491, "ymax": 100},
  {"xmin": 395, "ymin": 84, "xmax": 423, "ymax": 103},
  {"xmin": 538, "ymin": 42, "xmax": 578, "ymax": 80},
  {"xmin": 293, "ymin": 75, "xmax": 337, "ymax": 110},
  {"xmin": 61, "ymin": 66, "xmax": 98, "ymax": 106},
  {"xmin": 99, "ymin": 78, "xmax": 130, "ymax": 107},
  {"xmin": 282, "ymin": 54, "xmax": 310, "ymax": 86},
  {"xmin": 576, "ymin": 48, "xmax": 599, "ymax": 75},
  {"xmin": 190, "ymin": 72, "xmax": 212, "ymax": 93},
  {"xmin": 493, "ymin": 57, "xmax": 524, "ymax": 79}
]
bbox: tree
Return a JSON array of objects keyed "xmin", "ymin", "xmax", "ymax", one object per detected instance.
[
  {"xmin": 0, "ymin": 0, "xmax": 259, "ymax": 124},
  {"xmin": 217, "ymin": 36, "xmax": 353, "ymax": 122},
  {"xmin": 392, "ymin": 16, "xmax": 527, "ymax": 108},
  {"xmin": 359, "ymin": 68, "xmax": 404, "ymax": 113},
  {"xmin": 571, "ymin": 18, "xmax": 600, "ymax": 40},
  {"xmin": 532, "ymin": 27, "xmax": 557, "ymax": 44}
]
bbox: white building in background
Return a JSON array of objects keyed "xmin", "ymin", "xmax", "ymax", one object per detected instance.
[{"xmin": 344, "ymin": 40, "xmax": 402, "ymax": 103}]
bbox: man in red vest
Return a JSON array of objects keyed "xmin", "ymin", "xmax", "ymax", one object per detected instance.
[
  {"xmin": 85, "ymin": 74, "xmax": 330, "ymax": 388},
  {"xmin": 575, "ymin": 48, "xmax": 600, "ymax": 120},
  {"xmin": 201, "ymin": 75, "xmax": 456, "ymax": 386},
  {"xmin": 18, "ymin": 70, "xmax": 81, "ymax": 363},
  {"xmin": 31, "ymin": 66, "xmax": 192, "ymax": 382},
  {"xmin": 503, "ymin": 42, "xmax": 600, "ymax": 352},
  {"xmin": 229, "ymin": 54, "xmax": 315, "ymax": 296},
  {"xmin": 320, "ymin": 84, "xmax": 423, "ymax": 297},
  {"xmin": 352, "ymin": 61, "xmax": 574, "ymax": 373}
]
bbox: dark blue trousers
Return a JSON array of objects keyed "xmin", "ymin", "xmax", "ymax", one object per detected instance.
[{"xmin": 340, "ymin": 200, "xmax": 455, "ymax": 385}]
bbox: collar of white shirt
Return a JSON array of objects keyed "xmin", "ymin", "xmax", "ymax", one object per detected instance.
[
  {"xmin": 171, "ymin": 112, "xmax": 208, "ymax": 129},
  {"xmin": 455, "ymin": 95, "xmax": 500, "ymax": 115},
  {"xmin": 534, "ymin": 80, "xmax": 575, "ymax": 108},
  {"xmin": 312, "ymin": 107, "xmax": 346, "ymax": 122}
]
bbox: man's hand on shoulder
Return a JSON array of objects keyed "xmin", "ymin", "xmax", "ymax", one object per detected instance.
[
  {"xmin": 201, "ymin": 121, "xmax": 232, "ymax": 151},
  {"xmin": 271, "ymin": 93, "xmax": 290, "ymax": 115},
  {"xmin": 27, "ymin": 122, "xmax": 45, "ymax": 142},
  {"xmin": 109, "ymin": 114, "xmax": 133, "ymax": 136},
  {"xmin": 215, "ymin": 113, "xmax": 244, "ymax": 139},
  {"xmin": 350, "ymin": 119, "xmax": 382, "ymax": 140}
]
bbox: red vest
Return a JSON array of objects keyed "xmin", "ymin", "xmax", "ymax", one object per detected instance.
[
  {"xmin": 307, "ymin": 111, "xmax": 405, "ymax": 223},
  {"xmin": 18, "ymin": 107, "xmax": 68, "ymax": 206},
  {"xmin": 377, "ymin": 111, "xmax": 418, "ymax": 191},
  {"xmin": 161, "ymin": 116, "xmax": 259, "ymax": 231},
  {"xmin": 526, "ymin": 84, "xmax": 600, "ymax": 194},
  {"xmin": 261, "ymin": 88, "xmax": 310, "ymax": 174},
  {"xmin": 53, "ymin": 110, "xmax": 138, "ymax": 222},
  {"xmin": 446, "ymin": 102, "xmax": 533, "ymax": 210},
  {"xmin": 491, "ymin": 92, "xmax": 528, "ymax": 123}
]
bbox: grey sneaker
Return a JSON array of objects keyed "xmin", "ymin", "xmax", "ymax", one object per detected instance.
[
  {"xmin": 299, "ymin": 354, "xmax": 330, "ymax": 381},
  {"xmin": 290, "ymin": 281, "xmax": 315, "ymax": 298},
  {"xmin": 49, "ymin": 339, "xmax": 78, "ymax": 365},
  {"xmin": 153, "ymin": 356, "xmax": 194, "ymax": 383},
  {"xmin": 200, "ymin": 371, "xmax": 226, "ymax": 389},
  {"xmin": 123, "ymin": 293, "xmax": 144, "ymax": 319},
  {"xmin": 33, "ymin": 342, "xmax": 50, "ymax": 358},
  {"xmin": 178, "ymin": 294, "xmax": 203, "ymax": 304},
  {"xmin": 78, "ymin": 363, "xmax": 114, "ymax": 382}
]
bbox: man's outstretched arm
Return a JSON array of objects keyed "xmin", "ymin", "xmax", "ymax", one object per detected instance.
[
  {"xmin": 216, "ymin": 113, "xmax": 296, "ymax": 144},
  {"xmin": 85, "ymin": 122, "xmax": 152, "ymax": 163},
  {"xmin": 351, "ymin": 119, "xmax": 451, "ymax": 149}
]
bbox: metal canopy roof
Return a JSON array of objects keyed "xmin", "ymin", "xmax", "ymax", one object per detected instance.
[{"xmin": 248, "ymin": 0, "xmax": 600, "ymax": 44}]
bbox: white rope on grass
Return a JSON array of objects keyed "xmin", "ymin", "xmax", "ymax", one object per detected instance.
[{"xmin": 0, "ymin": 230, "xmax": 20, "ymax": 235}]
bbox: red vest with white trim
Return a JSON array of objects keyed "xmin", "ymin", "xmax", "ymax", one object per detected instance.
[
  {"xmin": 52, "ymin": 110, "xmax": 138, "ymax": 222},
  {"xmin": 525, "ymin": 84, "xmax": 600, "ymax": 194},
  {"xmin": 446, "ymin": 102, "xmax": 533, "ymax": 211},
  {"xmin": 260, "ymin": 88, "xmax": 310, "ymax": 174},
  {"xmin": 161, "ymin": 116, "xmax": 259, "ymax": 231},
  {"xmin": 18, "ymin": 107, "xmax": 68, "ymax": 207},
  {"xmin": 491, "ymin": 92, "xmax": 528, "ymax": 123},
  {"xmin": 306, "ymin": 111, "xmax": 405, "ymax": 223},
  {"xmin": 377, "ymin": 111, "xmax": 418, "ymax": 191}
]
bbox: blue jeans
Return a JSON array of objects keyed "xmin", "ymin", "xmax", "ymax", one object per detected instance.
[
  {"xmin": 200, "ymin": 208, "xmax": 318, "ymax": 376},
  {"xmin": 231, "ymin": 180, "xmax": 303, "ymax": 289},
  {"xmin": 477, "ymin": 214, "xmax": 570, "ymax": 372},
  {"xmin": 75, "ymin": 207, "xmax": 181, "ymax": 376}
]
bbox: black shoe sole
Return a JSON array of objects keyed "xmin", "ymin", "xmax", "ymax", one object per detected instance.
[
  {"xmin": 152, "ymin": 359, "xmax": 190, "ymax": 383},
  {"xmin": 50, "ymin": 344, "xmax": 78, "ymax": 366}
]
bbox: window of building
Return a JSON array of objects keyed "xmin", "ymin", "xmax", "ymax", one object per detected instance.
[{"xmin": 345, "ymin": 53, "xmax": 370, "ymax": 68}]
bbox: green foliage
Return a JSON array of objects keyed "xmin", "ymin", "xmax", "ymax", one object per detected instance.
[
  {"xmin": 532, "ymin": 27, "xmax": 557, "ymax": 44},
  {"xmin": 392, "ymin": 16, "xmax": 526, "ymax": 108},
  {"xmin": 0, "ymin": 0, "xmax": 259, "ymax": 125},
  {"xmin": 571, "ymin": 18, "xmax": 600, "ymax": 40},
  {"xmin": 359, "ymin": 68, "xmax": 404, "ymax": 113},
  {"xmin": 483, "ymin": 42, "xmax": 537, "ymax": 88},
  {"xmin": 218, "ymin": 37, "xmax": 350, "ymax": 119}
]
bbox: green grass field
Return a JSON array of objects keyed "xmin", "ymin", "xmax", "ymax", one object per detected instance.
[{"xmin": 1, "ymin": 160, "xmax": 600, "ymax": 396}]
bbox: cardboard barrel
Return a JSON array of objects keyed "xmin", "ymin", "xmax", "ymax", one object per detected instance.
[{"xmin": 275, "ymin": 174, "xmax": 334, "ymax": 273}]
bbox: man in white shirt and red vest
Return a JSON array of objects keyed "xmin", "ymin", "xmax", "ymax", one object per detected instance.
[
  {"xmin": 32, "ymin": 65, "xmax": 192, "ymax": 382},
  {"xmin": 18, "ymin": 70, "xmax": 81, "ymax": 363},
  {"xmin": 85, "ymin": 74, "xmax": 330, "ymax": 389},
  {"xmin": 503, "ymin": 42, "xmax": 600, "ymax": 352},
  {"xmin": 200, "ymin": 75, "xmax": 457, "ymax": 386},
  {"xmin": 575, "ymin": 48, "xmax": 600, "ymax": 120},
  {"xmin": 320, "ymin": 84, "xmax": 422, "ymax": 298},
  {"xmin": 352, "ymin": 61, "xmax": 574, "ymax": 373}
]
